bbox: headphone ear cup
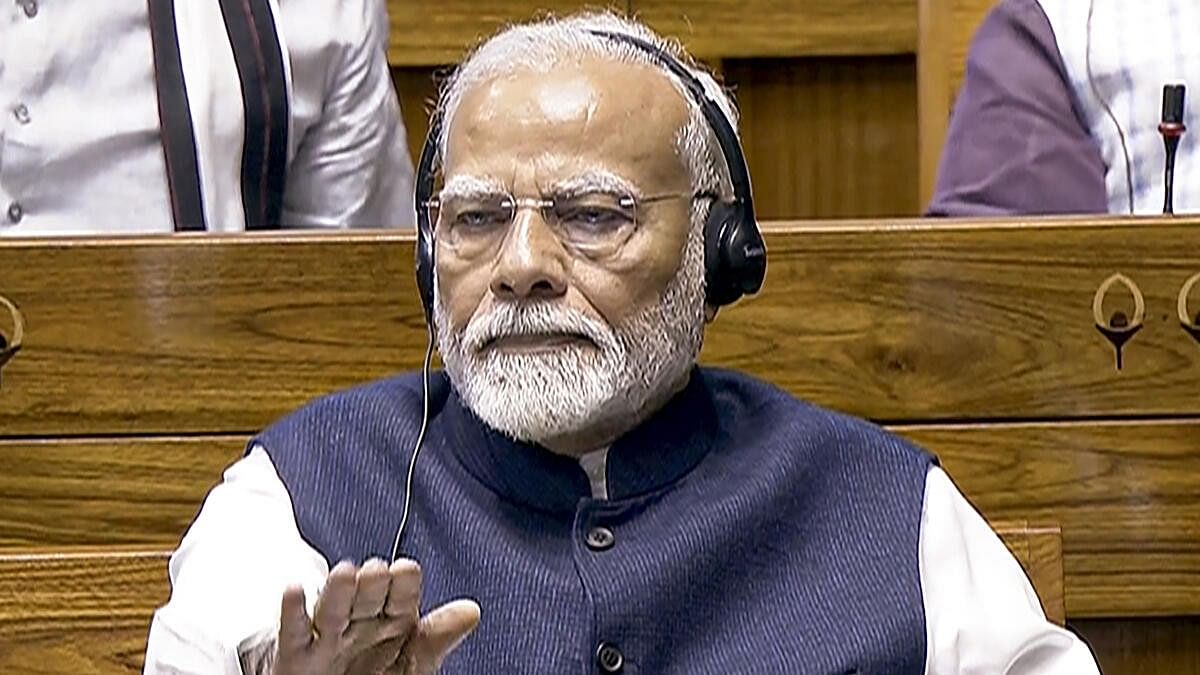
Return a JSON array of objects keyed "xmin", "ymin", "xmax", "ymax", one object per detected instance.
[
  {"xmin": 415, "ymin": 217, "xmax": 435, "ymax": 323},
  {"xmin": 703, "ymin": 202, "xmax": 740, "ymax": 307},
  {"xmin": 704, "ymin": 201, "xmax": 766, "ymax": 307}
]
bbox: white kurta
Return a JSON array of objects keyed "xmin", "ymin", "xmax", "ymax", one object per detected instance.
[
  {"xmin": 0, "ymin": 0, "xmax": 413, "ymax": 235},
  {"xmin": 144, "ymin": 446, "xmax": 1100, "ymax": 674}
]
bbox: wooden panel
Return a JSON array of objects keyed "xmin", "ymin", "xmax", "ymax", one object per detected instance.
[
  {"xmin": 994, "ymin": 522, "xmax": 1066, "ymax": 625},
  {"xmin": 724, "ymin": 57, "xmax": 919, "ymax": 219},
  {"xmin": 4, "ymin": 219, "xmax": 1200, "ymax": 435},
  {"xmin": 0, "ymin": 437, "xmax": 244, "ymax": 547},
  {"xmin": 907, "ymin": 419, "xmax": 1200, "ymax": 618},
  {"xmin": 385, "ymin": 0, "xmax": 915, "ymax": 64},
  {"xmin": 393, "ymin": 66, "xmax": 441, "ymax": 172},
  {"xmin": 0, "ymin": 549, "xmax": 169, "ymax": 674},
  {"xmin": 630, "ymin": 0, "xmax": 916, "ymax": 59},
  {"xmin": 0, "ymin": 234, "xmax": 425, "ymax": 436},
  {"xmin": 387, "ymin": 1, "xmax": 627, "ymax": 66},
  {"xmin": 1073, "ymin": 617, "xmax": 1200, "ymax": 675},
  {"xmin": 917, "ymin": 0, "xmax": 998, "ymax": 206},
  {"xmin": 709, "ymin": 218, "xmax": 1200, "ymax": 419},
  {"xmin": 390, "ymin": 58, "xmax": 921, "ymax": 220}
]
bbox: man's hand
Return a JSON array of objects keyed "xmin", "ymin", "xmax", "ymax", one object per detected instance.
[{"xmin": 272, "ymin": 558, "xmax": 480, "ymax": 675}]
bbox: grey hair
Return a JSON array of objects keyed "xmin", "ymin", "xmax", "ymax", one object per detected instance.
[{"xmin": 435, "ymin": 11, "xmax": 740, "ymax": 215}]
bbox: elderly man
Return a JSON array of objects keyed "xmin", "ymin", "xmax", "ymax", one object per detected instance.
[{"xmin": 144, "ymin": 12, "xmax": 1101, "ymax": 675}]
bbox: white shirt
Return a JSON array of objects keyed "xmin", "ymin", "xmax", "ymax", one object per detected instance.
[
  {"xmin": 1037, "ymin": 0, "xmax": 1199, "ymax": 214},
  {"xmin": 0, "ymin": 0, "xmax": 413, "ymax": 235},
  {"xmin": 144, "ymin": 446, "xmax": 1100, "ymax": 674}
]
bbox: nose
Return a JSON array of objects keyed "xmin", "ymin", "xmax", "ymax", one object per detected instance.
[{"xmin": 489, "ymin": 209, "xmax": 569, "ymax": 302}]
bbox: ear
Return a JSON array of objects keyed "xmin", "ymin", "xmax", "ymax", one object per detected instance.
[{"xmin": 704, "ymin": 303, "xmax": 719, "ymax": 323}]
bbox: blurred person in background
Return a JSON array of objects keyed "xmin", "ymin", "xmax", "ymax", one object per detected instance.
[
  {"xmin": 929, "ymin": 0, "xmax": 1197, "ymax": 216},
  {"xmin": 0, "ymin": 0, "xmax": 413, "ymax": 235}
]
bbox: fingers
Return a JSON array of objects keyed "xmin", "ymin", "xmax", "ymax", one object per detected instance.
[
  {"xmin": 383, "ymin": 559, "xmax": 422, "ymax": 622},
  {"xmin": 350, "ymin": 558, "xmax": 391, "ymax": 621},
  {"xmin": 277, "ymin": 585, "xmax": 314, "ymax": 656},
  {"xmin": 397, "ymin": 600, "xmax": 481, "ymax": 674},
  {"xmin": 313, "ymin": 560, "xmax": 358, "ymax": 638}
]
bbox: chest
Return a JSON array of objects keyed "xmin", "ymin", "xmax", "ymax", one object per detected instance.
[{"xmin": 372, "ymin": 451, "xmax": 926, "ymax": 675}]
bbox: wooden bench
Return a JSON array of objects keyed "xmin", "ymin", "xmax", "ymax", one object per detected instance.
[{"xmin": 3, "ymin": 217, "xmax": 1199, "ymax": 672}]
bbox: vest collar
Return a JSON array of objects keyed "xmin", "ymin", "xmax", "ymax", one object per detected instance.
[{"xmin": 438, "ymin": 368, "xmax": 719, "ymax": 513}]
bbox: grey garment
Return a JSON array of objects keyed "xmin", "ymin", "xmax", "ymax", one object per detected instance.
[{"xmin": 927, "ymin": 0, "xmax": 1109, "ymax": 216}]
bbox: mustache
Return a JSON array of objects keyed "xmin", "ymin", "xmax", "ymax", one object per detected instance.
[{"xmin": 462, "ymin": 302, "xmax": 618, "ymax": 353}]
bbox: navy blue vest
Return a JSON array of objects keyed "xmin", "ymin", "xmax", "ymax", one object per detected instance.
[{"xmin": 256, "ymin": 367, "xmax": 934, "ymax": 674}]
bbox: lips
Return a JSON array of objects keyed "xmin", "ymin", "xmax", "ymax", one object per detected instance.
[{"xmin": 478, "ymin": 332, "xmax": 597, "ymax": 354}]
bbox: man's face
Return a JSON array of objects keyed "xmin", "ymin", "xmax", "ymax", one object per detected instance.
[{"xmin": 433, "ymin": 57, "xmax": 707, "ymax": 452}]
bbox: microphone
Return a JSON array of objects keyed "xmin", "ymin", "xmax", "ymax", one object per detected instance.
[{"xmin": 1158, "ymin": 84, "xmax": 1186, "ymax": 214}]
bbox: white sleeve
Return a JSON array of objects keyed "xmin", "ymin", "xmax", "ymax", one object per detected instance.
[
  {"xmin": 143, "ymin": 445, "xmax": 329, "ymax": 675},
  {"xmin": 279, "ymin": 0, "xmax": 415, "ymax": 229},
  {"xmin": 920, "ymin": 466, "xmax": 1100, "ymax": 675}
]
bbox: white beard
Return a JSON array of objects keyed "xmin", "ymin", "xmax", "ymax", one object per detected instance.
[{"xmin": 435, "ymin": 224, "xmax": 706, "ymax": 446}]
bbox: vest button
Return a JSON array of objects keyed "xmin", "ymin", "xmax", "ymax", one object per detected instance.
[
  {"xmin": 595, "ymin": 642, "xmax": 624, "ymax": 673},
  {"xmin": 585, "ymin": 526, "xmax": 614, "ymax": 551}
]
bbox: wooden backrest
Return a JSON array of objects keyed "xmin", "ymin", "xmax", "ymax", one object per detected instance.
[
  {"xmin": 0, "ymin": 549, "xmax": 170, "ymax": 674},
  {"xmin": 917, "ymin": 0, "xmax": 998, "ymax": 206},
  {"xmin": 384, "ymin": 0, "xmax": 915, "ymax": 66},
  {"xmin": 2, "ymin": 218, "xmax": 1200, "ymax": 624},
  {"xmin": 993, "ymin": 522, "xmax": 1066, "ymax": 625}
]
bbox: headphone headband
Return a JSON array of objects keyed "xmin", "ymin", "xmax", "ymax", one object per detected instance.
[{"xmin": 584, "ymin": 30, "xmax": 756, "ymax": 222}]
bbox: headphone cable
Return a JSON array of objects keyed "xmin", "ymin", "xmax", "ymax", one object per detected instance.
[{"xmin": 391, "ymin": 322, "xmax": 435, "ymax": 563}]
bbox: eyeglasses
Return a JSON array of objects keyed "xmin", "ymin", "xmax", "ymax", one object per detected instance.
[{"xmin": 425, "ymin": 189, "xmax": 697, "ymax": 259}]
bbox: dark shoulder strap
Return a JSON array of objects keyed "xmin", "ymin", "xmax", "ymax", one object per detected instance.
[
  {"xmin": 147, "ymin": 0, "xmax": 207, "ymax": 232},
  {"xmin": 218, "ymin": 0, "xmax": 290, "ymax": 230}
]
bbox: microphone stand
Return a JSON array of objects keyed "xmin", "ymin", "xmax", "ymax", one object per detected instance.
[{"xmin": 1158, "ymin": 84, "xmax": 1187, "ymax": 215}]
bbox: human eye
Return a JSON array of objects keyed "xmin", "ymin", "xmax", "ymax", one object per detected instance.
[
  {"xmin": 444, "ymin": 196, "xmax": 511, "ymax": 234},
  {"xmin": 556, "ymin": 193, "xmax": 635, "ymax": 234}
]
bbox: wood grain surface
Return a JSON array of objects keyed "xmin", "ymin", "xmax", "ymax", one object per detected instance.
[
  {"xmin": 4, "ymin": 219, "xmax": 1200, "ymax": 436},
  {"xmin": 0, "ymin": 437, "xmax": 244, "ymax": 547},
  {"xmin": 724, "ymin": 56, "xmax": 919, "ymax": 219},
  {"xmin": 905, "ymin": 418, "xmax": 1200, "ymax": 618},
  {"xmin": 629, "ymin": 0, "xmax": 916, "ymax": 59},
  {"xmin": 1073, "ymin": 617, "xmax": 1200, "ymax": 675},
  {"xmin": 0, "ymin": 548, "xmax": 169, "ymax": 674},
  {"xmin": 992, "ymin": 522, "xmax": 1065, "ymax": 625},
  {"xmin": 384, "ymin": 0, "xmax": 915, "ymax": 65},
  {"xmin": 387, "ymin": 1, "xmax": 626, "ymax": 66},
  {"xmin": 0, "ymin": 234, "xmax": 424, "ymax": 436},
  {"xmin": 392, "ymin": 55, "xmax": 922, "ymax": 221}
]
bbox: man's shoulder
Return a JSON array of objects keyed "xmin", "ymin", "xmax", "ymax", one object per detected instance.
[
  {"xmin": 275, "ymin": 0, "xmax": 387, "ymax": 48},
  {"xmin": 257, "ymin": 371, "xmax": 442, "ymax": 448},
  {"xmin": 699, "ymin": 367, "xmax": 933, "ymax": 465}
]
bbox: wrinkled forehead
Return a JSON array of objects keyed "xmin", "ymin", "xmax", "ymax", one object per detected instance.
[{"xmin": 442, "ymin": 58, "xmax": 693, "ymax": 194}]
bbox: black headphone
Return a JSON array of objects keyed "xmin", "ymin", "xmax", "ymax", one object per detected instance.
[{"xmin": 414, "ymin": 29, "xmax": 766, "ymax": 321}]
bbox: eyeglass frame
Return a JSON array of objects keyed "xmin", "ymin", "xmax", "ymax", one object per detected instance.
[{"xmin": 422, "ymin": 188, "xmax": 716, "ymax": 260}]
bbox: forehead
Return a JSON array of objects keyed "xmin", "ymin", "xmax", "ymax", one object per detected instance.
[{"xmin": 443, "ymin": 57, "xmax": 692, "ymax": 190}]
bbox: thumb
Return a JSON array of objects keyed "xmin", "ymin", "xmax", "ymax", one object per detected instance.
[{"xmin": 401, "ymin": 599, "xmax": 481, "ymax": 674}]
